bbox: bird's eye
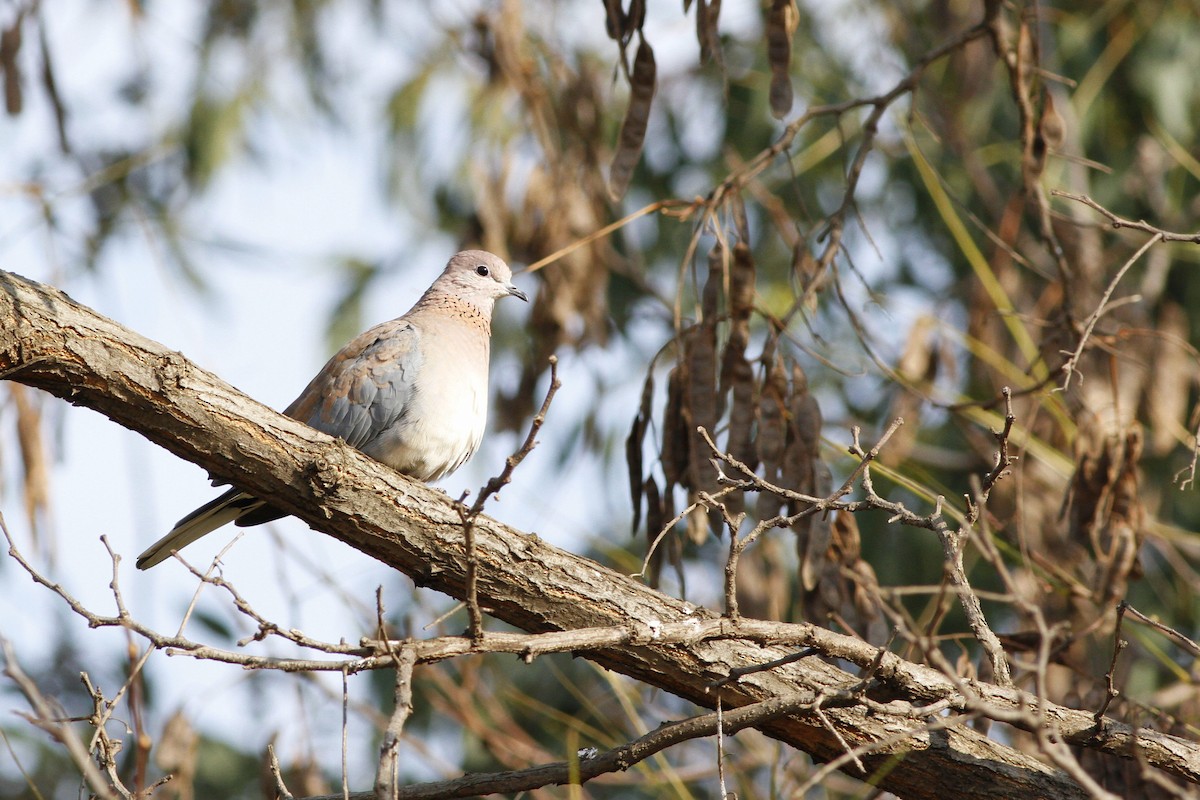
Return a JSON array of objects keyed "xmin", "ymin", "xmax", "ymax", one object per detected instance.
[{"xmin": 475, "ymin": 265, "xmax": 489, "ymax": 277}]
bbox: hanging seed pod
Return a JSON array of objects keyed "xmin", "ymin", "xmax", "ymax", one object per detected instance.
[
  {"xmin": 685, "ymin": 253, "xmax": 721, "ymax": 539},
  {"xmin": 797, "ymin": 461, "xmax": 832, "ymax": 591},
  {"xmin": 756, "ymin": 351, "xmax": 789, "ymax": 521},
  {"xmin": 1039, "ymin": 90, "xmax": 1066, "ymax": 152},
  {"xmin": 627, "ymin": 0, "xmax": 646, "ymax": 33},
  {"xmin": 1, "ymin": 15, "xmax": 23, "ymax": 115},
  {"xmin": 660, "ymin": 362, "xmax": 691, "ymax": 490},
  {"xmin": 608, "ymin": 36, "xmax": 656, "ymax": 200},
  {"xmin": 767, "ymin": 0, "xmax": 796, "ymax": 120},
  {"xmin": 643, "ymin": 475, "xmax": 664, "ymax": 586},
  {"xmin": 695, "ymin": 0, "xmax": 722, "ymax": 66},
  {"xmin": 626, "ymin": 369, "xmax": 655, "ymax": 535},
  {"xmin": 603, "ymin": 0, "xmax": 625, "ymax": 40}
]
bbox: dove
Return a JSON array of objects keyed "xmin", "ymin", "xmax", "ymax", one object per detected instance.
[{"xmin": 136, "ymin": 250, "xmax": 526, "ymax": 569}]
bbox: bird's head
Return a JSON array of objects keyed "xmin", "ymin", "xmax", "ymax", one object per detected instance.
[{"xmin": 439, "ymin": 250, "xmax": 527, "ymax": 305}]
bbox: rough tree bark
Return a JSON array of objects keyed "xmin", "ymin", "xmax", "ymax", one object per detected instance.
[{"xmin": 2, "ymin": 269, "xmax": 1197, "ymax": 798}]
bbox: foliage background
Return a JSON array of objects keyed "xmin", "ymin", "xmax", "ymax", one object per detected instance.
[{"xmin": 2, "ymin": 0, "xmax": 1200, "ymax": 797}]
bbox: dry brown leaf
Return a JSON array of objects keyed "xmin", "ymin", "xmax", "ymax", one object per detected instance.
[
  {"xmin": 156, "ymin": 710, "xmax": 198, "ymax": 800},
  {"xmin": 1063, "ymin": 424, "xmax": 1145, "ymax": 605},
  {"xmin": 1146, "ymin": 302, "xmax": 1193, "ymax": 454},
  {"xmin": 10, "ymin": 384, "xmax": 50, "ymax": 545}
]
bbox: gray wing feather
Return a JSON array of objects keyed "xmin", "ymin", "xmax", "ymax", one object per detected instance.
[{"xmin": 286, "ymin": 319, "xmax": 421, "ymax": 451}]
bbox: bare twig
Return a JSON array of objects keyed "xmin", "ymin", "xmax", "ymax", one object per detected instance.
[
  {"xmin": 1095, "ymin": 603, "xmax": 1128, "ymax": 721},
  {"xmin": 711, "ymin": 648, "xmax": 820, "ymax": 688},
  {"xmin": 305, "ymin": 689, "xmax": 826, "ymax": 800},
  {"xmin": 2, "ymin": 639, "xmax": 122, "ymax": 800},
  {"xmin": 457, "ymin": 355, "xmax": 561, "ymax": 639},
  {"xmin": 715, "ymin": 697, "xmax": 729, "ymax": 799},
  {"xmin": 374, "ymin": 643, "xmax": 417, "ymax": 800},
  {"xmin": 1120, "ymin": 601, "xmax": 1200, "ymax": 659},
  {"xmin": 1052, "ymin": 190, "xmax": 1200, "ymax": 244},
  {"xmin": 342, "ymin": 665, "xmax": 350, "ymax": 800},
  {"xmin": 1058, "ymin": 232, "xmax": 1162, "ymax": 391},
  {"xmin": 269, "ymin": 744, "xmax": 297, "ymax": 800}
]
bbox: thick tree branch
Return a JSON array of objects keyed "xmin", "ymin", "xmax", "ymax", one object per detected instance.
[{"xmin": 2, "ymin": 269, "xmax": 1195, "ymax": 797}]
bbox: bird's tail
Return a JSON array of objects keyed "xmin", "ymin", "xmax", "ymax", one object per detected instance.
[{"xmin": 136, "ymin": 488, "xmax": 263, "ymax": 570}]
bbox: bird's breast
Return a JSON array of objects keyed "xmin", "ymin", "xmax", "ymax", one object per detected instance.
[{"xmin": 363, "ymin": 327, "xmax": 489, "ymax": 481}]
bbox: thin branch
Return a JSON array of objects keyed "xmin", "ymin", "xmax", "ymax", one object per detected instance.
[
  {"xmin": 457, "ymin": 355, "xmax": 561, "ymax": 638},
  {"xmin": 269, "ymin": 744, "xmax": 297, "ymax": 800},
  {"xmin": 304, "ymin": 689, "xmax": 825, "ymax": 800},
  {"xmin": 711, "ymin": 648, "xmax": 820, "ymax": 688},
  {"xmin": 1052, "ymin": 191, "xmax": 1200, "ymax": 243},
  {"xmin": 2, "ymin": 272, "xmax": 1185, "ymax": 796},
  {"xmin": 1120, "ymin": 601, "xmax": 1200, "ymax": 659},
  {"xmin": 1059, "ymin": 232, "xmax": 1162, "ymax": 391},
  {"xmin": 374, "ymin": 643, "xmax": 416, "ymax": 800},
  {"xmin": 2, "ymin": 639, "xmax": 122, "ymax": 800},
  {"xmin": 1095, "ymin": 603, "xmax": 1128, "ymax": 721}
]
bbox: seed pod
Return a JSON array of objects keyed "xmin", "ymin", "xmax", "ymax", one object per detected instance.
[
  {"xmin": 756, "ymin": 353, "xmax": 788, "ymax": 521},
  {"xmin": 608, "ymin": 36, "xmax": 656, "ymax": 200},
  {"xmin": 626, "ymin": 370, "xmax": 655, "ymax": 536},
  {"xmin": 603, "ymin": 0, "xmax": 625, "ymax": 40},
  {"xmin": 696, "ymin": 0, "xmax": 722, "ymax": 65},
  {"xmin": 644, "ymin": 475, "xmax": 664, "ymax": 586},
  {"xmin": 685, "ymin": 272, "xmax": 719, "ymax": 536},
  {"xmin": 767, "ymin": 0, "xmax": 796, "ymax": 119},
  {"xmin": 1, "ymin": 16, "xmax": 23, "ymax": 115},
  {"xmin": 797, "ymin": 460, "xmax": 832, "ymax": 591},
  {"xmin": 661, "ymin": 363, "xmax": 690, "ymax": 489},
  {"xmin": 1039, "ymin": 90, "xmax": 1065, "ymax": 152}
]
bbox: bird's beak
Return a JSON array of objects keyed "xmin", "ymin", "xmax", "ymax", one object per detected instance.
[{"xmin": 507, "ymin": 283, "xmax": 528, "ymax": 302}]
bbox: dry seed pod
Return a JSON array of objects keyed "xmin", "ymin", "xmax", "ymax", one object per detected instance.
[
  {"xmin": 722, "ymin": 359, "xmax": 756, "ymax": 517},
  {"xmin": 797, "ymin": 460, "xmax": 832, "ymax": 591},
  {"xmin": 9, "ymin": 384, "xmax": 49, "ymax": 543},
  {"xmin": 608, "ymin": 36, "xmax": 656, "ymax": 200},
  {"xmin": 720, "ymin": 244, "xmax": 756, "ymax": 516},
  {"xmin": 643, "ymin": 475, "xmax": 664, "ymax": 586},
  {"xmin": 1039, "ymin": 90, "xmax": 1065, "ymax": 152},
  {"xmin": 685, "ymin": 249, "xmax": 722, "ymax": 490},
  {"xmin": 729, "ymin": 242, "xmax": 754, "ymax": 321},
  {"xmin": 756, "ymin": 354, "xmax": 789, "ymax": 521},
  {"xmin": 627, "ymin": 0, "xmax": 646, "ymax": 33},
  {"xmin": 684, "ymin": 306, "xmax": 719, "ymax": 537},
  {"xmin": 660, "ymin": 363, "xmax": 690, "ymax": 488},
  {"xmin": 792, "ymin": 387, "xmax": 822, "ymax": 454},
  {"xmin": 695, "ymin": 0, "xmax": 722, "ymax": 65},
  {"xmin": 626, "ymin": 370, "xmax": 655, "ymax": 535},
  {"xmin": 603, "ymin": 0, "xmax": 625, "ymax": 40},
  {"xmin": 720, "ymin": 242, "xmax": 754, "ymax": 395},
  {"xmin": 767, "ymin": 0, "xmax": 795, "ymax": 120},
  {"xmin": 1, "ymin": 17, "xmax": 22, "ymax": 115}
]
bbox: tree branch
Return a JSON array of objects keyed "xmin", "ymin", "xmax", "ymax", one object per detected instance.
[{"xmin": 2, "ymin": 269, "xmax": 1193, "ymax": 797}]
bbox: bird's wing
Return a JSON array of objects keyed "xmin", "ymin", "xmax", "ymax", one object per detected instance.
[{"xmin": 284, "ymin": 318, "xmax": 421, "ymax": 451}]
